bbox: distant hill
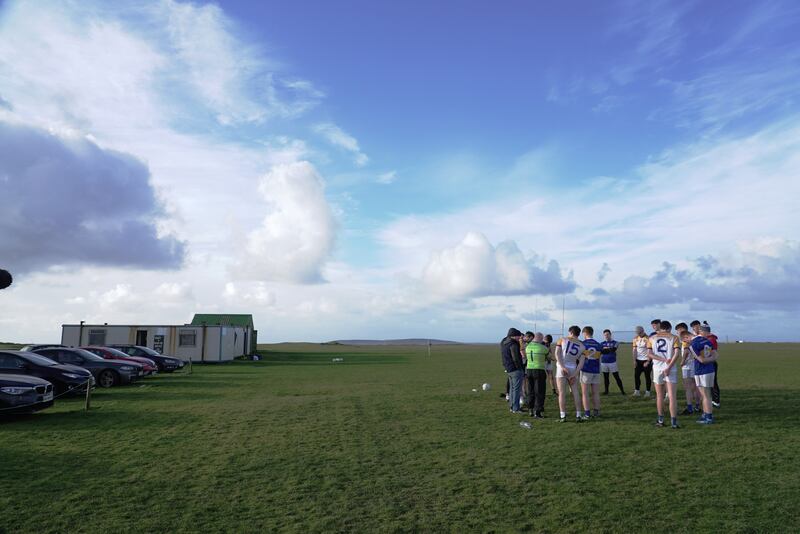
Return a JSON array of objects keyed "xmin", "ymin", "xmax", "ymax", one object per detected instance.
[{"xmin": 329, "ymin": 338, "xmax": 462, "ymax": 346}]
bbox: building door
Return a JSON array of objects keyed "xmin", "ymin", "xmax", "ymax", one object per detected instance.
[{"xmin": 136, "ymin": 330, "xmax": 148, "ymax": 347}]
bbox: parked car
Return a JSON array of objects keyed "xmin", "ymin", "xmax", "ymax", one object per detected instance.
[
  {"xmin": 108, "ymin": 345, "xmax": 184, "ymax": 373},
  {"xmin": 33, "ymin": 347, "xmax": 143, "ymax": 388},
  {"xmin": 81, "ymin": 346, "xmax": 158, "ymax": 376},
  {"xmin": 0, "ymin": 350, "xmax": 94, "ymax": 395},
  {"xmin": 19, "ymin": 344, "xmax": 65, "ymax": 352},
  {"xmin": 0, "ymin": 374, "xmax": 55, "ymax": 415}
]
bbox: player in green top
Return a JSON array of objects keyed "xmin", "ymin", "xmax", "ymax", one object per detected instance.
[{"xmin": 525, "ymin": 332, "xmax": 550, "ymax": 419}]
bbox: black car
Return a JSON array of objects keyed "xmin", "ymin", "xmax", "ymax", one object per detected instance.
[
  {"xmin": 34, "ymin": 348, "xmax": 143, "ymax": 388},
  {"xmin": 0, "ymin": 350, "xmax": 94, "ymax": 395},
  {"xmin": 108, "ymin": 345, "xmax": 184, "ymax": 373},
  {"xmin": 19, "ymin": 344, "xmax": 65, "ymax": 352},
  {"xmin": 0, "ymin": 374, "xmax": 55, "ymax": 415}
]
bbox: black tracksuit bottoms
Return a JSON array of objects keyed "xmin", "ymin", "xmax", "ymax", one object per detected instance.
[
  {"xmin": 526, "ymin": 369, "xmax": 547, "ymax": 414},
  {"xmin": 634, "ymin": 359, "xmax": 652, "ymax": 392}
]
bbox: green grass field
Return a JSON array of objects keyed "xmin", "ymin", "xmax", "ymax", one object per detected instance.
[{"xmin": 2, "ymin": 342, "xmax": 799, "ymax": 533}]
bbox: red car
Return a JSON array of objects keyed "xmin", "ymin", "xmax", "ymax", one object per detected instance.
[{"xmin": 81, "ymin": 346, "xmax": 158, "ymax": 376}]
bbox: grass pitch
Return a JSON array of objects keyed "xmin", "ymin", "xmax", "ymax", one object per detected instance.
[{"xmin": 2, "ymin": 342, "xmax": 799, "ymax": 533}]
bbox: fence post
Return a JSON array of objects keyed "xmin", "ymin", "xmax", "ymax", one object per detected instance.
[{"xmin": 84, "ymin": 378, "xmax": 92, "ymax": 411}]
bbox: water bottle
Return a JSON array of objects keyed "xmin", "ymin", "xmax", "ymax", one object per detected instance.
[{"xmin": 519, "ymin": 421, "xmax": 532, "ymax": 430}]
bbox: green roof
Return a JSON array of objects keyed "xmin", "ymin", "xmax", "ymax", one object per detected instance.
[{"xmin": 190, "ymin": 314, "xmax": 254, "ymax": 328}]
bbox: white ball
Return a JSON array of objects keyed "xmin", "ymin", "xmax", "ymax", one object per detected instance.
[{"xmin": 482, "ymin": 383, "xmax": 491, "ymax": 391}]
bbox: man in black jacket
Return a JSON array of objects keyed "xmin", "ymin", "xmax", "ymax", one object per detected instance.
[{"xmin": 501, "ymin": 328, "xmax": 525, "ymax": 413}]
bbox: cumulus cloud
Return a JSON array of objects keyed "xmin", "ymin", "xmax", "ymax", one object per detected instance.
[
  {"xmin": 574, "ymin": 238, "xmax": 800, "ymax": 311},
  {"xmin": 313, "ymin": 122, "xmax": 368, "ymax": 166},
  {"xmin": 421, "ymin": 232, "xmax": 575, "ymax": 299},
  {"xmin": 0, "ymin": 121, "xmax": 185, "ymax": 274},
  {"xmin": 222, "ymin": 281, "xmax": 276, "ymax": 306},
  {"xmin": 234, "ymin": 161, "xmax": 336, "ymax": 283}
]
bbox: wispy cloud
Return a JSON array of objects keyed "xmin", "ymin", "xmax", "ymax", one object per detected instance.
[
  {"xmin": 376, "ymin": 170, "xmax": 397, "ymax": 184},
  {"xmin": 313, "ymin": 122, "xmax": 369, "ymax": 167}
]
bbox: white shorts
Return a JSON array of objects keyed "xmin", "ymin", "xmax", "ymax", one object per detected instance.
[
  {"xmin": 556, "ymin": 364, "xmax": 576, "ymax": 379},
  {"xmin": 600, "ymin": 362, "xmax": 618, "ymax": 373},
  {"xmin": 681, "ymin": 366, "xmax": 695, "ymax": 379},
  {"xmin": 695, "ymin": 373, "xmax": 715, "ymax": 388},
  {"xmin": 580, "ymin": 371, "xmax": 600, "ymax": 385},
  {"xmin": 652, "ymin": 365, "xmax": 678, "ymax": 385}
]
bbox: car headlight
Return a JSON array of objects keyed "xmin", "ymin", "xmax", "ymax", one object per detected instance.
[
  {"xmin": 0, "ymin": 386, "xmax": 34, "ymax": 395},
  {"xmin": 63, "ymin": 372, "xmax": 86, "ymax": 379},
  {"xmin": 120, "ymin": 366, "xmax": 134, "ymax": 371}
]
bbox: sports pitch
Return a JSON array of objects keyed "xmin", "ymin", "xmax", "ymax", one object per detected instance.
[{"xmin": 2, "ymin": 342, "xmax": 799, "ymax": 533}]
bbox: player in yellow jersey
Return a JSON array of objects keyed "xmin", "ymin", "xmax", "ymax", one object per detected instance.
[{"xmin": 647, "ymin": 320, "xmax": 681, "ymax": 428}]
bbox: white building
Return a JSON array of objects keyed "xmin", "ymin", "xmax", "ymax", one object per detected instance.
[{"xmin": 60, "ymin": 323, "xmax": 249, "ymax": 363}]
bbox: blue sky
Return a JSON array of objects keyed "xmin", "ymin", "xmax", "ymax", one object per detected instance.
[{"xmin": 1, "ymin": 0, "xmax": 799, "ymax": 342}]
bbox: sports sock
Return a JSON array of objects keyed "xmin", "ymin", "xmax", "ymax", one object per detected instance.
[
  {"xmin": 671, "ymin": 417, "xmax": 678, "ymax": 426},
  {"xmin": 576, "ymin": 411, "xmax": 582, "ymax": 418},
  {"xmin": 560, "ymin": 411, "xmax": 566, "ymax": 418},
  {"xmin": 593, "ymin": 409, "xmax": 599, "ymax": 416},
  {"xmin": 584, "ymin": 410, "xmax": 590, "ymax": 417},
  {"xmin": 657, "ymin": 415, "xmax": 664, "ymax": 423},
  {"xmin": 687, "ymin": 404, "xmax": 693, "ymax": 413}
]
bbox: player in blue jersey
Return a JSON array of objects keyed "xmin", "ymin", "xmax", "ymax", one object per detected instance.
[
  {"xmin": 580, "ymin": 326, "xmax": 603, "ymax": 419},
  {"xmin": 555, "ymin": 325, "xmax": 586, "ymax": 423},
  {"xmin": 680, "ymin": 329, "xmax": 718, "ymax": 424},
  {"xmin": 600, "ymin": 329, "xmax": 625, "ymax": 395}
]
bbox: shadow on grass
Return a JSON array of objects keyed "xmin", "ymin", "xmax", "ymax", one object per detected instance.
[
  {"xmin": 0, "ymin": 404, "xmax": 201, "ymax": 431},
  {"xmin": 254, "ymin": 351, "xmax": 408, "ymax": 366}
]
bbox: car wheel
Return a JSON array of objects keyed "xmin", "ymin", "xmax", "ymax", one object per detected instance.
[{"xmin": 98, "ymin": 370, "xmax": 118, "ymax": 388}]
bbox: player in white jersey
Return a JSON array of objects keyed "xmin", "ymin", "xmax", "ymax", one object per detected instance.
[
  {"xmin": 554, "ymin": 325, "xmax": 586, "ymax": 423},
  {"xmin": 631, "ymin": 326, "xmax": 651, "ymax": 397},
  {"xmin": 675, "ymin": 322, "xmax": 700, "ymax": 415},
  {"xmin": 647, "ymin": 320, "xmax": 681, "ymax": 428}
]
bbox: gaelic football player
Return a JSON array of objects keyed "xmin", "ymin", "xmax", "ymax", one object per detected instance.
[
  {"xmin": 600, "ymin": 329, "xmax": 625, "ymax": 395},
  {"xmin": 632, "ymin": 326, "xmax": 651, "ymax": 397},
  {"xmin": 680, "ymin": 329, "xmax": 718, "ymax": 424},
  {"xmin": 675, "ymin": 322, "xmax": 700, "ymax": 414},
  {"xmin": 555, "ymin": 325, "xmax": 586, "ymax": 423},
  {"xmin": 580, "ymin": 326, "xmax": 602, "ymax": 419},
  {"xmin": 647, "ymin": 320, "xmax": 681, "ymax": 428}
]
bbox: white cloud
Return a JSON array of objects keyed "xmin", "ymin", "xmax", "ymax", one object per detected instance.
[
  {"xmin": 421, "ymin": 232, "xmax": 574, "ymax": 299},
  {"xmin": 234, "ymin": 161, "xmax": 336, "ymax": 283},
  {"xmin": 154, "ymin": 0, "xmax": 322, "ymax": 124},
  {"xmin": 313, "ymin": 122, "xmax": 368, "ymax": 166},
  {"xmin": 377, "ymin": 170, "xmax": 397, "ymax": 184},
  {"xmin": 222, "ymin": 281, "xmax": 276, "ymax": 307}
]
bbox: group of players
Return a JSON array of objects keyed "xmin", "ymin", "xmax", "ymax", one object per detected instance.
[{"xmin": 499, "ymin": 319, "xmax": 720, "ymax": 428}]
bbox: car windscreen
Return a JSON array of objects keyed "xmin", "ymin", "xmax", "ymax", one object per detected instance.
[
  {"xmin": 19, "ymin": 353, "xmax": 59, "ymax": 366},
  {"xmin": 105, "ymin": 348, "xmax": 133, "ymax": 359},
  {"xmin": 138, "ymin": 347, "xmax": 162, "ymax": 357},
  {"xmin": 74, "ymin": 349, "xmax": 106, "ymax": 361}
]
